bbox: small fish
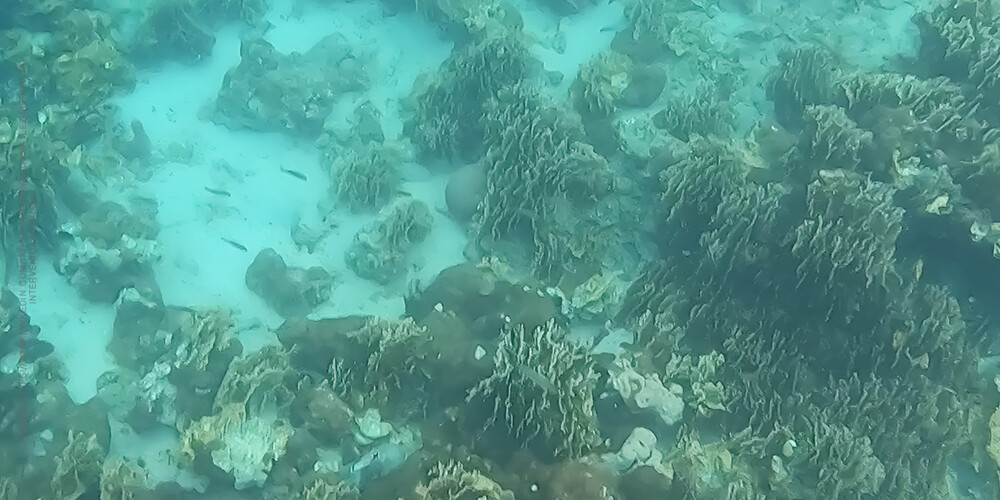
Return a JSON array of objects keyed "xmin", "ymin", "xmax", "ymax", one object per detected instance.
[
  {"xmin": 280, "ymin": 167, "xmax": 307, "ymax": 181},
  {"xmin": 204, "ymin": 187, "xmax": 231, "ymax": 197},
  {"xmin": 220, "ymin": 237, "xmax": 247, "ymax": 252}
]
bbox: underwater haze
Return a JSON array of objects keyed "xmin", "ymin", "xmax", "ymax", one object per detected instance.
[{"xmin": 3, "ymin": 0, "xmax": 1000, "ymax": 498}]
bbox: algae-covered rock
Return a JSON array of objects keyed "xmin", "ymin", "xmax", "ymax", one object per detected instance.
[
  {"xmin": 245, "ymin": 248, "xmax": 333, "ymax": 318},
  {"xmin": 605, "ymin": 427, "xmax": 665, "ymax": 473},
  {"xmin": 445, "ymin": 162, "xmax": 487, "ymax": 224},
  {"xmin": 56, "ymin": 201, "xmax": 161, "ymax": 303},
  {"xmin": 214, "ymin": 35, "xmax": 368, "ymax": 137},
  {"xmin": 131, "ymin": 1, "xmax": 216, "ymax": 64}
]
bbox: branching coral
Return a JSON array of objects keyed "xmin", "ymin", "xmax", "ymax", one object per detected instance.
[{"xmin": 467, "ymin": 319, "xmax": 602, "ymax": 459}]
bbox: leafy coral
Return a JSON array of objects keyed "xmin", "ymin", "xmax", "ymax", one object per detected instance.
[
  {"xmin": 179, "ymin": 402, "xmax": 294, "ymax": 490},
  {"xmin": 476, "ymin": 84, "xmax": 613, "ymax": 280},
  {"xmin": 572, "ymin": 50, "xmax": 633, "ymax": 117},
  {"xmin": 331, "ymin": 141, "xmax": 405, "ymax": 212},
  {"xmin": 405, "ymin": 35, "xmax": 531, "ymax": 161},
  {"xmin": 50, "ymin": 430, "xmax": 105, "ymax": 500},
  {"xmin": 346, "ymin": 199, "xmax": 433, "ymax": 284},
  {"xmin": 415, "ymin": 460, "xmax": 515, "ymax": 500},
  {"xmin": 784, "ymin": 171, "xmax": 904, "ymax": 327},
  {"xmin": 467, "ymin": 319, "xmax": 602, "ymax": 459}
]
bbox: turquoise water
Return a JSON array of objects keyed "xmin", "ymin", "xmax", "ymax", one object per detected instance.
[{"xmin": 1, "ymin": 0, "xmax": 999, "ymax": 498}]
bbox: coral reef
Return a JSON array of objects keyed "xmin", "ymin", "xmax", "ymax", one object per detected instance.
[
  {"xmin": 476, "ymin": 85, "xmax": 614, "ymax": 280},
  {"xmin": 56, "ymin": 201, "xmax": 161, "ymax": 303},
  {"xmin": 572, "ymin": 50, "xmax": 633, "ymax": 117},
  {"xmin": 330, "ymin": 140, "xmax": 406, "ymax": 212},
  {"xmin": 180, "ymin": 402, "xmax": 294, "ymax": 490},
  {"xmin": 415, "ymin": 460, "xmax": 515, "ymax": 500},
  {"xmin": 405, "ymin": 35, "xmax": 532, "ymax": 161},
  {"xmin": 345, "ymin": 199, "xmax": 433, "ymax": 284},
  {"xmin": 467, "ymin": 319, "xmax": 602, "ymax": 459}
]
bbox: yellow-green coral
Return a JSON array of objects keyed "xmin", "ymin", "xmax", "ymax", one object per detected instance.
[
  {"xmin": 99, "ymin": 459, "xmax": 147, "ymax": 500},
  {"xmin": 174, "ymin": 307, "xmax": 234, "ymax": 372},
  {"xmin": 179, "ymin": 403, "xmax": 293, "ymax": 490},
  {"xmin": 51, "ymin": 430, "xmax": 105, "ymax": 500}
]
